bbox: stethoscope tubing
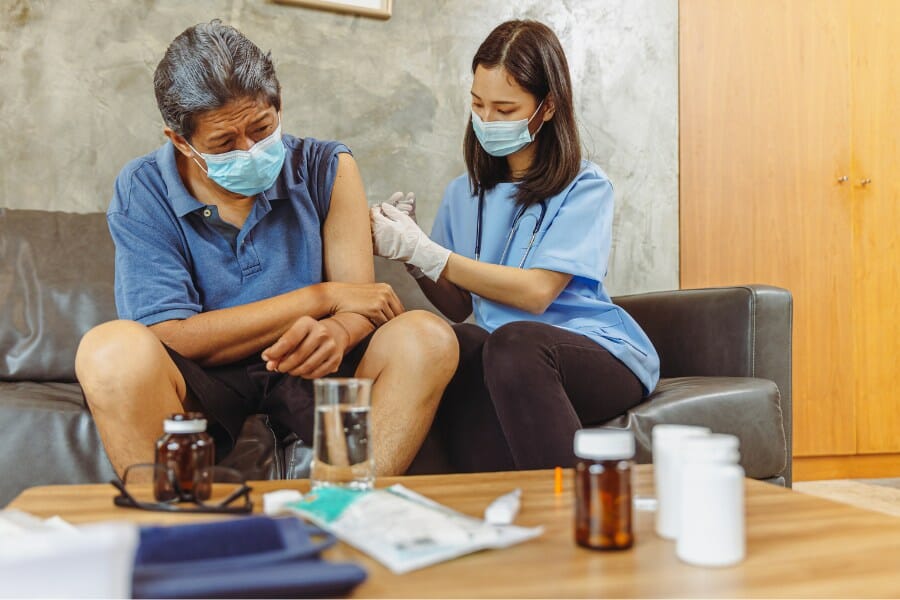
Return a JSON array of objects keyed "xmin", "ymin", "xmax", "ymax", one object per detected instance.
[{"xmin": 474, "ymin": 194, "xmax": 547, "ymax": 267}]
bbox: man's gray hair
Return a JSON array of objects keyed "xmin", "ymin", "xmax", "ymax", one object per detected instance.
[{"xmin": 154, "ymin": 20, "xmax": 281, "ymax": 139}]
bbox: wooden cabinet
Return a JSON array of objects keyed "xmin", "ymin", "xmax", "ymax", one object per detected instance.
[{"xmin": 679, "ymin": 0, "xmax": 899, "ymax": 478}]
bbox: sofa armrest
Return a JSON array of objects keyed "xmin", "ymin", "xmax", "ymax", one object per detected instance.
[{"xmin": 613, "ymin": 285, "xmax": 793, "ymax": 483}]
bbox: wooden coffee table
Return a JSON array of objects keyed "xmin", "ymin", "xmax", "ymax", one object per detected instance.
[{"xmin": 9, "ymin": 466, "xmax": 900, "ymax": 598}]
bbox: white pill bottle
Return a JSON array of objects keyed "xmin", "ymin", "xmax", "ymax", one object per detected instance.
[{"xmin": 677, "ymin": 434, "xmax": 745, "ymax": 567}]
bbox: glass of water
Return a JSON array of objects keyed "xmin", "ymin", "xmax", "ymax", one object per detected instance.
[{"xmin": 310, "ymin": 378, "xmax": 374, "ymax": 491}]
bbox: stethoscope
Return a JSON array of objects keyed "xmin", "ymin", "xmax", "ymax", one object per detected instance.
[{"xmin": 475, "ymin": 193, "xmax": 548, "ymax": 268}]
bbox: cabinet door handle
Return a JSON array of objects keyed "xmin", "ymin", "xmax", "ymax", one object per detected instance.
[
  {"xmin": 860, "ymin": 178, "xmax": 872, "ymax": 186},
  {"xmin": 837, "ymin": 175, "xmax": 849, "ymax": 183}
]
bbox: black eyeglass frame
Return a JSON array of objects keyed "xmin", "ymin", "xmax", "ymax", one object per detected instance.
[{"xmin": 110, "ymin": 464, "xmax": 254, "ymax": 514}]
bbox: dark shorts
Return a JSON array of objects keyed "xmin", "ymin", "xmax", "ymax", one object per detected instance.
[{"xmin": 165, "ymin": 334, "xmax": 373, "ymax": 460}]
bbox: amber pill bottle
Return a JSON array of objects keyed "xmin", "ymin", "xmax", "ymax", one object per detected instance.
[
  {"xmin": 154, "ymin": 412, "xmax": 215, "ymax": 501},
  {"xmin": 574, "ymin": 428, "xmax": 635, "ymax": 551}
]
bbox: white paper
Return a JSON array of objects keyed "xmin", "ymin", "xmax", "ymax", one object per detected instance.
[
  {"xmin": 0, "ymin": 512, "xmax": 138, "ymax": 599},
  {"xmin": 262, "ymin": 489, "xmax": 305, "ymax": 515}
]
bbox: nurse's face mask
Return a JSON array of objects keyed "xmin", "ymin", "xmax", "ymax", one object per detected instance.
[
  {"xmin": 187, "ymin": 117, "xmax": 286, "ymax": 197},
  {"xmin": 471, "ymin": 100, "xmax": 544, "ymax": 158}
]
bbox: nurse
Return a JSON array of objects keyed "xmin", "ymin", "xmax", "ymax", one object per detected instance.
[{"xmin": 371, "ymin": 19, "xmax": 660, "ymax": 470}]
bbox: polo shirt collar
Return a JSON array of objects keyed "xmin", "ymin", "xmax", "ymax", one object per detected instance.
[
  {"xmin": 157, "ymin": 142, "xmax": 204, "ymax": 217},
  {"xmin": 262, "ymin": 147, "xmax": 291, "ymax": 202}
]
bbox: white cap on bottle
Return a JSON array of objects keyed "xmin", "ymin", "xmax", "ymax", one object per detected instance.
[
  {"xmin": 651, "ymin": 424, "xmax": 711, "ymax": 444},
  {"xmin": 163, "ymin": 416, "xmax": 207, "ymax": 434},
  {"xmin": 574, "ymin": 429, "xmax": 635, "ymax": 460},
  {"xmin": 681, "ymin": 433, "xmax": 741, "ymax": 464}
]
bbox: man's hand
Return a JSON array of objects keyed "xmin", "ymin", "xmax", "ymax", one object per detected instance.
[
  {"xmin": 325, "ymin": 282, "xmax": 405, "ymax": 326},
  {"xmin": 261, "ymin": 316, "xmax": 349, "ymax": 379}
]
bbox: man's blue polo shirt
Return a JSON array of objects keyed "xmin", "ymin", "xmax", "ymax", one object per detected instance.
[{"xmin": 107, "ymin": 135, "xmax": 349, "ymax": 326}]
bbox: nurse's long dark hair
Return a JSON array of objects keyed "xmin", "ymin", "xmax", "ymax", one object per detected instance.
[{"xmin": 464, "ymin": 20, "xmax": 582, "ymax": 207}]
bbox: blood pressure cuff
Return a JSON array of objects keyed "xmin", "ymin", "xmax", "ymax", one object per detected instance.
[{"xmin": 132, "ymin": 516, "xmax": 367, "ymax": 598}]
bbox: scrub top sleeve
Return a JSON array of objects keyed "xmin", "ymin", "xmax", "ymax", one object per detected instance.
[
  {"xmin": 107, "ymin": 210, "xmax": 201, "ymax": 326},
  {"xmin": 528, "ymin": 176, "xmax": 614, "ymax": 282},
  {"xmin": 429, "ymin": 187, "xmax": 456, "ymax": 253}
]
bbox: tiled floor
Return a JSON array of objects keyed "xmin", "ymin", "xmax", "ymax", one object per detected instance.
[{"xmin": 793, "ymin": 478, "xmax": 900, "ymax": 517}]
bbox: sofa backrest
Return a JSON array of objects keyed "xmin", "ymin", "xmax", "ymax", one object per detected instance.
[
  {"xmin": 0, "ymin": 209, "xmax": 439, "ymax": 383},
  {"xmin": 0, "ymin": 209, "xmax": 117, "ymax": 382}
]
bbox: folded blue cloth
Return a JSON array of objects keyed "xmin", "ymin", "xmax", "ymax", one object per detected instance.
[{"xmin": 132, "ymin": 516, "xmax": 366, "ymax": 598}]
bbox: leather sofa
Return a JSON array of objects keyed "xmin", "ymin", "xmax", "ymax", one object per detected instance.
[{"xmin": 0, "ymin": 208, "xmax": 792, "ymax": 506}]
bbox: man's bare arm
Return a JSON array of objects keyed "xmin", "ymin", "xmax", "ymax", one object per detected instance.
[
  {"xmin": 149, "ymin": 284, "xmax": 333, "ymax": 366},
  {"xmin": 319, "ymin": 152, "xmax": 403, "ymax": 348}
]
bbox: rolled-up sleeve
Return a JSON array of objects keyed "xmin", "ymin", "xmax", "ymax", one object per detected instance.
[{"xmin": 429, "ymin": 188, "xmax": 456, "ymax": 253}]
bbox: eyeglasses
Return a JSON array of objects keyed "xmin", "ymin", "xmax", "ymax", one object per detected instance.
[{"xmin": 110, "ymin": 464, "xmax": 253, "ymax": 514}]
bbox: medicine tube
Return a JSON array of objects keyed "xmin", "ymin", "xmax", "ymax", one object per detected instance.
[{"xmin": 574, "ymin": 428, "xmax": 635, "ymax": 550}]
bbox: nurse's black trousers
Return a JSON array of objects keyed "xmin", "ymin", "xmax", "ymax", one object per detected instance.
[{"xmin": 433, "ymin": 321, "xmax": 644, "ymax": 472}]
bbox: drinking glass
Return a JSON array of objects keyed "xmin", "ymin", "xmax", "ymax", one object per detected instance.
[{"xmin": 310, "ymin": 378, "xmax": 374, "ymax": 491}]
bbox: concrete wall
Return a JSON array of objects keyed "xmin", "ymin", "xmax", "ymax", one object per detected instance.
[{"xmin": 0, "ymin": 0, "xmax": 678, "ymax": 294}]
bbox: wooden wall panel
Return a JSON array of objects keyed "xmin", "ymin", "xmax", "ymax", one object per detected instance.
[
  {"xmin": 851, "ymin": 1, "xmax": 900, "ymax": 453},
  {"xmin": 794, "ymin": 454, "xmax": 900, "ymax": 481},
  {"xmin": 679, "ymin": 0, "xmax": 855, "ymax": 455}
]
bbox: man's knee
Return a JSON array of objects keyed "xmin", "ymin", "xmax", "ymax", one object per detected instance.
[
  {"xmin": 376, "ymin": 310, "xmax": 459, "ymax": 379},
  {"xmin": 76, "ymin": 320, "xmax": 167, "ymax": 405}
]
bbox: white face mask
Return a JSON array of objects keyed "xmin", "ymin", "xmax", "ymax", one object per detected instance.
[{"xmin": 470, "ymin": 101, "xmax": 544, "ymax": 157}]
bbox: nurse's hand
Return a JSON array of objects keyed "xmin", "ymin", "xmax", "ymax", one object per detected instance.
[
  {"xmin": 388, "ymin": 191, "xmax": 417, "ymax": 223},
  {"xmin": 385, "ymin": 192, "xmax": 425, "ymax": 278},
  {"xmin": 371, "ymin": 203, "xmax": 450, "ymax": 282}
]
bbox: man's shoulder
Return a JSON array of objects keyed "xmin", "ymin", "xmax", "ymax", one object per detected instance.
[
  {"xmin": 283, "ymin": 134, "xmax": 351, "ymax": 162},
  {"xmin": 110, "ymin": 146, "xmax": 168, "ymax": 213},
  {"xmin": 116, "ymin": 146, "xmax": 164, "ymax": 185}
]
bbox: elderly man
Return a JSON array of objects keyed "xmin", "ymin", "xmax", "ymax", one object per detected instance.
[{"xmin": 75, "ymin": 20, "xmax": 457, "ymax": 477}]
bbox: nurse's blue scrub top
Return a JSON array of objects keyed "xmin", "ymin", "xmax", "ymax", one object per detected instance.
[{"xmin": 431, "ymin": 160, "xmax": 660, "ymax": 395}]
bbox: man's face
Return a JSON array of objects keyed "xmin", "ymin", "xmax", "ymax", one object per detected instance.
[
  {"xmin": 184, "ymin": 97, "xmax": 279, "ymax": 158},
  {"xmin": 164, "ymin": 96, "xmax": 282, "ymax": 200}
]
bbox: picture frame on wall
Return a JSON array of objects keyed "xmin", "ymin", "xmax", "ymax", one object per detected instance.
[{"xmin": 272, "ymin": 0, "xmax": 392, "ymax": 20}]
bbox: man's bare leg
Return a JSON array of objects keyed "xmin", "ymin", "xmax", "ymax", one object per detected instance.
[
  {"xmin": 75, "ymin": 320, "xmax": 187, "ymax": 476},
  {"xmin": 354, "ymin": 310, "xmax": 458, "ymax": 476}
]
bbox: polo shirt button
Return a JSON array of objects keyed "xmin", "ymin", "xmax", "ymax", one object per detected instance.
[{"xmin": 203, "ymin": 208, "xmax": 212, "ymax": 217}]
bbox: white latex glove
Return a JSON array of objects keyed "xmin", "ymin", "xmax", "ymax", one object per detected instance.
[
  {"xmin": 384, "ymin": 192, "xmax": 425, "ymax": 278},
  {"xmin": 393, "ymin": 192, "xmax": 417, "ymax": 223},
  {"xmin": 371, "ymin": 202, "xmax": 450, "ymax": 282}
]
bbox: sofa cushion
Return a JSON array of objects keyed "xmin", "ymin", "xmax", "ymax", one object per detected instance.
[
  {"xmin": 601, "ymin": 376, "xmax": 787, "ymax": 479},
  {"xmin": 0, "ymin": 209, "xmax": 116, "ymax": 382},
  {"xmin": 0, "ymin": 381, "xmax": 116, "ymax": 506}
]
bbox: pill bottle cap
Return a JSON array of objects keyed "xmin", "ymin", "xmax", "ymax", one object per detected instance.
[
  {"xmin": 651, "ymin": 424, "xmax": 711, "ymax": 444},
  {"xmin": 163, "ymin": 413, "xmax": 207, "ymax": 434},
  {"xmin": 681, "ymin": 434, "xmax": 741, "ymax": 464},
  {"xmin": 574, "ymin": 429, "xmax": 635, "ymax": 460}
]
